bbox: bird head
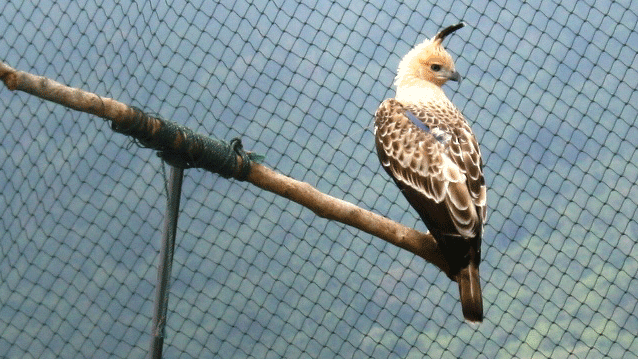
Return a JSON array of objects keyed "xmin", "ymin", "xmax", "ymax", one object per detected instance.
[{"xmin": 395, "ymin": 23, "xmax": 464, "ymax": 88}]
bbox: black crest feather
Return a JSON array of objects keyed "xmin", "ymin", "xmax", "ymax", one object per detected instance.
[{"xmin": 434, "ymin": 22, "xmax": 465, "ymax": 43}]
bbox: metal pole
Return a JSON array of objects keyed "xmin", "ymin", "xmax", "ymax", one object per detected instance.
[{"xmin": 149, "ymin": 165, "xmax": 183, "ymax": 359}]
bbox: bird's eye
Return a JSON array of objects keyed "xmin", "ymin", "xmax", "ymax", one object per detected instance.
[{"xmin": 431, "ymin": 64, "xmax": 442, "ymax": 72}]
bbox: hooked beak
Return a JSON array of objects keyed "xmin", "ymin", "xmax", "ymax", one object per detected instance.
[{"xmin": 448, "ymin": 70, "xmax": 461, "ymax": 82}]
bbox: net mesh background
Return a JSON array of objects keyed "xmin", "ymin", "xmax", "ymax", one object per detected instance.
[{"xmin": 1, "ymin": 0, "xmax": 637, "ymax": 358}]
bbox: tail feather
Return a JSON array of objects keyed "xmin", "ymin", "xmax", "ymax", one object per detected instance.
[{"xmin": 457, "ymin": 263, "xmax": 483, "ymax": 322}]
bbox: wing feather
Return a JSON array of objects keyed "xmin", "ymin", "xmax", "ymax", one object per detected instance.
[{"xmin": 374, "ymin": 98, "xmax": 486, "ymax": 241}]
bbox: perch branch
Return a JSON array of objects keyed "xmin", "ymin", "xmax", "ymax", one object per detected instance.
[
  {"xmin": 0, "ymin": 60, "xmax": 451, "ymax": 278},
  {"xmin": 248, "ymin": 164, "xmax": 449, "ymax": 275}
]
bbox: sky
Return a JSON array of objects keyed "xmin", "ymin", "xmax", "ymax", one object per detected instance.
[{"xmin": 1, "ymin": 0, "xmax": 637, "ymax": 358}]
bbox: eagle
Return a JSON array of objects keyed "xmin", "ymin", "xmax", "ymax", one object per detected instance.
[{"xmin": 374, "ymin": 23, "xmax": 486, "ymax": 322}]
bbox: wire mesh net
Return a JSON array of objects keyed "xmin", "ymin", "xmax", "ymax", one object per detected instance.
[{"xmin": 1, "ymin": 0, "xmax": 637, "ymax": 358}]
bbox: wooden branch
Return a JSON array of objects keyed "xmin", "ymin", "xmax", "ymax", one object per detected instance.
[
  {"xmin": 0, "ymin": 61, "xmax": 162, "ymax": 133},
  {"xmin": 0, "ymin": 60, "xmax": 451, "ymax": 278},
  {"xmin": 248, "ymin": 164, "xmax": 450, "ymax": 275}
]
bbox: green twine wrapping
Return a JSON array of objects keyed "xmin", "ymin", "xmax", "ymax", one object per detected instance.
[{"xmin": 110, "ymin": 107, "xmax": 263, "ymax": 181}]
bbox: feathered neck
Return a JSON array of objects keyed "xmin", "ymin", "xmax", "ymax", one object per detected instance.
[
  {"xmin": 393, "ymin": 38, "xmax": 448, "ymax": 104},
  {"xmin": 395, "ymin": 79, "xmax": 447, "ymax": 105}
]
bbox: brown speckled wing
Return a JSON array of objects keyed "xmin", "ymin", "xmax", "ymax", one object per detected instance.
[
  {"xmin": 374, "ymin": 97, "xmax": 486, "ymax": 322},
  {"xmin": 374, "ymin": 98, "xmax": 486, "ymax": 240}
]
